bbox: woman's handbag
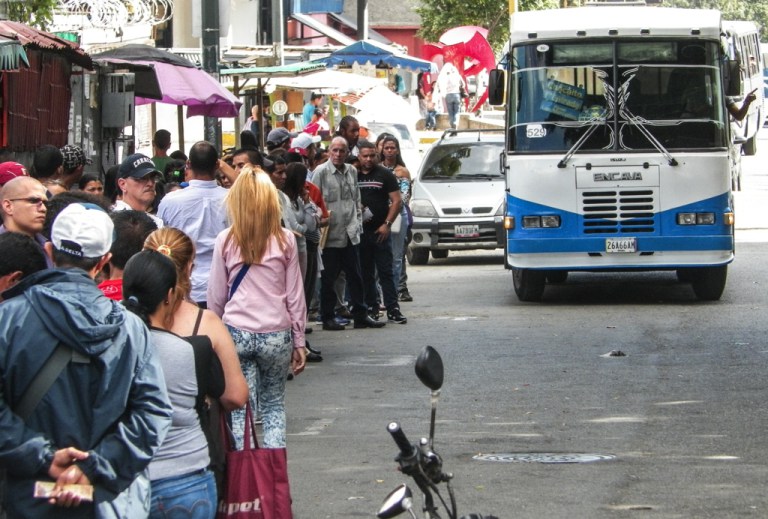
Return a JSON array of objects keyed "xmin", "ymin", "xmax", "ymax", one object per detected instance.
[{"xmin": 217, "ymin": 402, "xmax": 293, "ymax": 519}]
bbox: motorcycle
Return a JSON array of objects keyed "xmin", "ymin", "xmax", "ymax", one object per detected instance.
[{"xmin": 377, "ymin": 346, "xmax": 498, "ymax": 519}]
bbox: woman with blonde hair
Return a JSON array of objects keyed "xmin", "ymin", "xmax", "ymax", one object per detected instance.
[{"xmin": 208, "ymin": 166, "xmax": 307, "ymax": 449}]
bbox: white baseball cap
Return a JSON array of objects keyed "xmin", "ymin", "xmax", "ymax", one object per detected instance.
[{"xmin": 51, "ymin": 203, "xmax": 114, "ymax": 258}]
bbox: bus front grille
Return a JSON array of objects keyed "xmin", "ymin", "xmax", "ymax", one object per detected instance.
[{"xmin": 581, "ymin": 189, "xmax": 657, "ymax": 234}]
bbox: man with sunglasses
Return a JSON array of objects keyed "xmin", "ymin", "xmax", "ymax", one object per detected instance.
[{"xmin": 0, "ymin": 177, "xmax": 52, "ymax": 267}]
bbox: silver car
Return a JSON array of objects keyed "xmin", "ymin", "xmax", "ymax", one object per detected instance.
[{"xmin": 407, "ymin": 129, "xmax": 505, "ymax": 265}]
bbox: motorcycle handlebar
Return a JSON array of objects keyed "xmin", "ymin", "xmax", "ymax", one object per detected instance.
[{"xmin": 387, "ymin": 422, "xmax": 415, "ymax": 458}]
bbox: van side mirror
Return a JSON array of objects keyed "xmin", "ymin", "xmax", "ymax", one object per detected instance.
[
  {"xmin": 724, "ymin": 59, "xmax": 742, "ymax": 97},
  {"xmin": 488, "ymin": 69, "xmax": 507, "ymax": 106}
]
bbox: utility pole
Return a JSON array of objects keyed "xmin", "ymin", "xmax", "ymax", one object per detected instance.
[
  {"xmin": 201, "ymin": 0, "xmax": 221, "ymax": 147},
  {"xmin": 357, "ymin": 0, "xmax": 369, "ymax": 41},
  {"xmin": 272, "ymin": 0, "xmax": 284, "ymax": 65}
]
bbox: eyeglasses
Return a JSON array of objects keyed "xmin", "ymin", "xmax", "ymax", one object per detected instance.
[{"xmin": 7, "ymin": 197, "xmax": 47, "ymax": 207}]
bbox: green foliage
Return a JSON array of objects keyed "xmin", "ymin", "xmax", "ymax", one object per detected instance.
[
  {"xmin": 415, "ymin": 0, "xmax": 559, "ymax": 52},
  {"xmin": 7, "ymin": 0, "xmax": 57, "ymax": 31},
  {"xmin": 661, "ymin": 0, "xmax": 768, "ymax": 40}
]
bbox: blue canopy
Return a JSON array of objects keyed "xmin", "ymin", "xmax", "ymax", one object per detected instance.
[{"xmin": 313, "ymin": 40, "xmax": 436, "ymax": 73}]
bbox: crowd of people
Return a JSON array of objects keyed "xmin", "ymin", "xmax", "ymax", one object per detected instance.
[{"xmin": 0, "ymin": 108, "xmax": 415, "ymax": 517}]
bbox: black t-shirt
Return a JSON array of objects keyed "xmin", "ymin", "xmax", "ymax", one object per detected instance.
[{"xmin": 358, "ymin": 164, "xmax": 399, "ymax": 230}]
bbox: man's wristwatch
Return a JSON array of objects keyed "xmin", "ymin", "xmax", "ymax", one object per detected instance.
[{"xmin": 385, "ymin": 220, "xmax": 393, "ymax": 227}]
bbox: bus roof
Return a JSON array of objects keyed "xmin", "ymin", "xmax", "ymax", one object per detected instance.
[
  {"xmin": 510, "ymin": 6, "xmax": 722, "ymax": 43},
  {"xmin": 722, "ymin": 20, "xmax": 759, "ymax": 37}
]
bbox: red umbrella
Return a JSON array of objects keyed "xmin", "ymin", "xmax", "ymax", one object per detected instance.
[{"xmin": 438, "ymin": 26, "xmax": 489, "ymax": 45}]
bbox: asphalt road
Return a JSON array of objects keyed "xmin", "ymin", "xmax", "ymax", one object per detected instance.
[{"xmin": 284, "ymin": 137, "xmax": 768, "ymax": 518}]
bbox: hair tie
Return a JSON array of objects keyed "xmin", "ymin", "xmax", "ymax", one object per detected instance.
[
  {"xmin": 128, "ymin": 295, "xmax": 139, "ymax": 305},
  {"xmin": 157, "ymin": 245, "xmax": 172, "ymax": 257}
]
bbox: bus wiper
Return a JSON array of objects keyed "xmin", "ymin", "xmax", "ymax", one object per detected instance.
[
  {"xmin": 622, "ymin": 111, "xmax": 679, "ymax": 166},
  {"xmin": 557, "ymin": 120, "xmax": 601, "ymax": 168}
]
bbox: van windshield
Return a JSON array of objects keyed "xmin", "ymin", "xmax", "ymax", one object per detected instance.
[{"xmin": 420, "ymin": 142, "xmax": 504, "ymax": 181}]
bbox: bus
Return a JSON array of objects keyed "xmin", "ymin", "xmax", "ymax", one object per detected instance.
[
  {"xmin": 488, "ymin": 5, "xmax": 739, "ymax": 301},
  {"xmin": 722, "ymin": 20, "xmax": 764, "ymax": 157}
]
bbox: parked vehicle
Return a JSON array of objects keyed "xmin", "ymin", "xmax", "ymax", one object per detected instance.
[
  {"xmin": 377, "ymin": 346, "xmax": 498, "ymax": 519},
  {"xmin": 364, "ymin": 121, "xmax": 423, "ymax": 174},
  {"xmin": 407, "ymin": 129, "xmax": 505, "ymax": 265}
]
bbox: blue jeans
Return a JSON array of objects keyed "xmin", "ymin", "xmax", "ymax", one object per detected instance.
[
  {"xmin": 445, "ymin": 93, "xmax": 461, "ymax": 128},
  {"xmin": 227, "ymin": 326, "xmax": 292, "ymax": 449},
  {"xmin": 390, "ymin": 207, "xmax": 408, "ymax": 288},
  {"xmin": 150, "ymin": 469, "xmax": 216, "ymax": 519}
]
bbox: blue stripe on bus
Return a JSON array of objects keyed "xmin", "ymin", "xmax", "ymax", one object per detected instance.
[{"xmin": 507, "ymin": 192, "xmax": 733, "ymax": 253}]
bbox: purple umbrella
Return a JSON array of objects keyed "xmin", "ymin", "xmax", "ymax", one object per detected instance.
[{"xmin": 93, "ymin": 44, "xmax": 241, "ymax": 118}]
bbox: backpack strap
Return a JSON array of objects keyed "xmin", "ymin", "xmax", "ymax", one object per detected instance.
[
  {"xmin": 15, "ymin": 344, "xmax": 81, "ymax": 421},
  {"xmin": 228, "ymin": 264, "xmax": 251, "ymax": 301}
]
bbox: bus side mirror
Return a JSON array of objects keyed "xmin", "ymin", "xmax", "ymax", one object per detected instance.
[
  {"xmin": 724, "ymin": 59, "xmax": 742, "ymax": 97},
  {"xmin": 488, "ymin": 69, "xmax": 507, "ymax": 106}
]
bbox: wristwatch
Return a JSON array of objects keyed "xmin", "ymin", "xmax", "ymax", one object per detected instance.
[{"xmin": 385, "ymin": 220, "xmax": 393, "ymax": 227}]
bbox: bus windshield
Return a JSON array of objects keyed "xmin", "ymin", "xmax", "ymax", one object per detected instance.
[{"xmin": 510, "ymin": 40, "xmax": 729, "ymax": 154}]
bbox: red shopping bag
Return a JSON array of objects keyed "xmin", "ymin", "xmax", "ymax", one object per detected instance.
[{"xmin": 216, "ymin": 403, "xmax": 293, "ymax": 519}]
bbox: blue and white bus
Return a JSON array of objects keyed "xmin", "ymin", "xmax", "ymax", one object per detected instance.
[{"xmin": 488, "ymin": 5, "xmax": 739, "ymax": 301}]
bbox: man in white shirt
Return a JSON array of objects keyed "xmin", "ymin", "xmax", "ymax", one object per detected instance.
[
  {"xmin": 113, "ymin": 153, "xmax": 164, "ymax": 228},
  {"xmin": 157, "ymin": 141, "xmax": 228, "ymax": 308}
]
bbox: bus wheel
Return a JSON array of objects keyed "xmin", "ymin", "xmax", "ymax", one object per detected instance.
[
  {"xmin": 407, "ymin": 247, "xmax": 430, "ymax": 265},
  {"xmin": 690, "ymin": 266, "xmax": 728, "ymax": 301},
  {"xmin": 512, "ymin": 268, "xmax": 546, "ymax": 302},
  {"xmin": 546, "ymin": 271, "xmax": 568, "ymax": 284},
  {"xmin": 676, "ymin": 268, "xmax": 696, "ymax": 283},
  {"xmin": 743, "ymin": 135, "xmax": 758, "ymax": 156}
]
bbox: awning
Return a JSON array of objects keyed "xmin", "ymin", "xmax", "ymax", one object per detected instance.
[
  {"xmin": 219, "ymin": 62, "xmax": 326, "ymax": 79},
  {"xmin": 267, "ymin": 68, "xmax": 383, "ymax": 94},
  {"xmin": 0, "ymin": 35, "xmax": 28, "ymax": 71},
  {"xmin": 0, "ymin": 20, "xmax": 91, "ymax": 69},
  {"xmin": 327, "ymin": 13, "xmax": 390, "ymax": 44},
  {"xmin": 312, "ymin": 40, "xmax": 436, "ymax": 73},
  {"xmin": 290, "ymin": 13, "xmax": 356, "ymax": 46}
]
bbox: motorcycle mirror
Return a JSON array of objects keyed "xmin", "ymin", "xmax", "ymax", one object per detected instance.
[
  {"xmin": 377, "ymin": 484, "xmax": 414, "ymax": 519},
  {"xmin": 415, "ymin": 346, "xmax": 444, "ymax": 391}
]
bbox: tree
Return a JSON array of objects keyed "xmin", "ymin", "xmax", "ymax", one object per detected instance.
[
  {"xmin": 663, "ymin": 0, "xmax": 768, "ymax": 40},
  {"xmin": 416, "ymin": 0, "xmax": 559, "ymax": 52},
  {"xmin": 7, "ymin": 0, "xmax": 58, "ymax": 30}
]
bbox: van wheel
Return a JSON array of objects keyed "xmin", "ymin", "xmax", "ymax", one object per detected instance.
[
  {"xmin": 690, "ymin": 266, "xmax": 728, "ymax": 301},
  {"xmin": 407, "ymin": 247, "xmax": 430, "ymax": 265},
  {"xmin": 512, "ymin": 268, "xmax": 546, "ymax": 302},
  {"xmin": 431, "ymin": 249, "xmax": 449, "ymax": 259}
]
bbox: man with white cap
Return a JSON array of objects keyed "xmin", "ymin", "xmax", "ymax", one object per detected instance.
[{"xmin": 0, "ymin": 202, "xmax": 172, "ymax": 517}]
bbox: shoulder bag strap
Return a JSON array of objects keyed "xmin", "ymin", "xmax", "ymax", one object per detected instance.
[
  {"xmin": 228, "ymin": 264, "xmax": 251, "ymax": 301},
  {"xmin": 15, "ymin": 344, "xmax": 73, "ymax": 422}
]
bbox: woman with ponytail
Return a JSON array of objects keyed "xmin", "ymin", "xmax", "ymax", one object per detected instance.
[{"xmin": 123, "ymin": 250, "xmax": 218, "ymax": 518}]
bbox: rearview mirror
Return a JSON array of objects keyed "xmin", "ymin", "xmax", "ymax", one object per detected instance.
[
  {"xmin": 415, "ymin": 346, "xmax": 444, "ymax": 391},
  {"xmin": 488, "ymin": 69, "xmax": 507, "ymax": 106},
  {"xmin": 377, "ymin": 484, "xmax": 413, "ymax": 519}
]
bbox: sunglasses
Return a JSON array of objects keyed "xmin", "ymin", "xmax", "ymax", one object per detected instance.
[{"xmin": 7, "ymin": 197, "xmax": 47, "ymax": 207}]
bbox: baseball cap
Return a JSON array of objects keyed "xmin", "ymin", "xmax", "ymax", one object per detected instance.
[
  {"xmin": 51, "ymin": 203, "xmax": 114, "ymax": 259},
  {"xmin": 291, "ymin": 133, "xmax": 322, "ymax": 150},
  {"xmin": 60, "ymin": 144, "xmax": 93, "ymax": 170},
  {"xmin": 118, "ymin": 153, "xmax": 161, "ymax": 180},
  {"xmin": 0, "ymin": 162, "xmax": 28, "ymax": 186},
  {"xmin": 266, "ymin": 128, "xmax": 298, "ymax": 147}
]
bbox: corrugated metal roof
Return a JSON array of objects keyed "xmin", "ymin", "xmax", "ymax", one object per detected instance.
[{"xmin": 0, "ymin": 20, "xmax": 92, "ymax": 69}]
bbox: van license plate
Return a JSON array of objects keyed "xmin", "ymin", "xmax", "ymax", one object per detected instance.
[
  {"xmin": 605, "ymin": 237, "xmax": 636, "ymax": 253},
  {"xmin": 455, "ymin": 225, "xmax": 480, "ymax": 238}
]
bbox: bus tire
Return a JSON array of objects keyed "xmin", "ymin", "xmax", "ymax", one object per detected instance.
[
  {"xmin": 676, "ymin": 268, "xmax": 696, "ymax": 283},
  {"xmin": 431, "ymin": 249, "xmax": 449, "ymax": 259},
  {"xmin": 743, "ymin": 135, "xmax": 758, "ymax": 156},
  {"xmin": 546, "ymin": 270, "xmax": 568, "ymax": 284},
  {"xmin": 690, "ymin": 266, "xmax": 728, "ymax": 301},
  {"xmin": 407, "ymin": 247, "xmax": 430, "ymax": 265},
  {"xmin": 512, "ymin": 268, "xmax": 546, "ymax": 302}
]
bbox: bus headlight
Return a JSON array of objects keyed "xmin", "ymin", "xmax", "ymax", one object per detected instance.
[
  {"xmin": 677, "ymin": 212, "xmax": 715, "ymax": 225},
  {"xmin": 522, "ymin": 215, "xmax": 561, "ymax": 228},
  {"xmin": 410, "ymin": 199, "xmax": 437, "ymax": 218}
]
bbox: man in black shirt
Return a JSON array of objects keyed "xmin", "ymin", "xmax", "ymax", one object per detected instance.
[{"xmin": 357, "ymin": 140, "xmax": 407, "ymax": 324}]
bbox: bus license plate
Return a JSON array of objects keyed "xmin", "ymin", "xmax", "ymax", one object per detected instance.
[
  {"xmin": 605, "ymin": 237, "xmax": 636, "ymax": 253},
  {"xmin": 455, "ymin": 225, "xmax": 480, "ymax": 238}
]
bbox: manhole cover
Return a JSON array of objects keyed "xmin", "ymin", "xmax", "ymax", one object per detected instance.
[{"xmin": 473, "ymin": 453, "xmax": 616, "ymax": 464}]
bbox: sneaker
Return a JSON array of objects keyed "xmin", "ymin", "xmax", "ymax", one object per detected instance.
[
  {"xmin": 387, "ymin": 308, "xmax": 408, "ymax": 324},
  {"xmin": 398, "ymin": 290, "xmax": 413, "ymax": 302},
  {"xmin": 335, "ymin": 316, "xmax": 350, "ymax": 326}
]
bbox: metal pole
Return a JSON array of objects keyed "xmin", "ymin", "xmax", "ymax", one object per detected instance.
[
  {"xmin": 357, "ymin": 0, "xmax": 369, "ymax": 41},
  {"xmin": 201, "ymin": 0, "xmax": 222, "ymax": 148}
]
